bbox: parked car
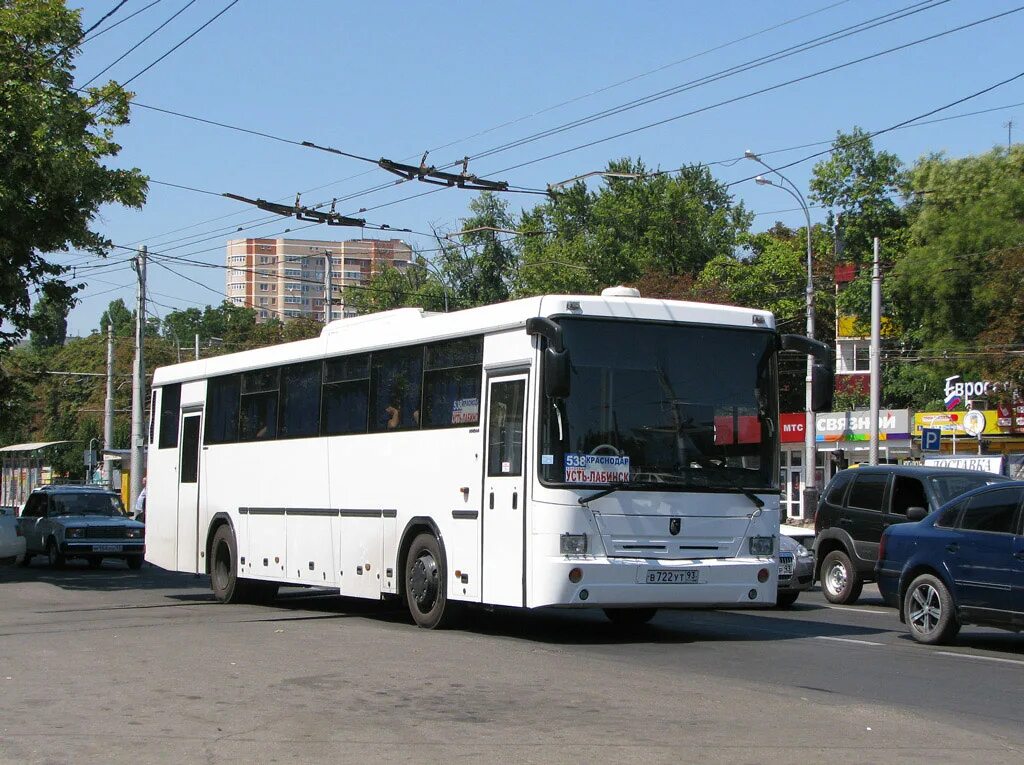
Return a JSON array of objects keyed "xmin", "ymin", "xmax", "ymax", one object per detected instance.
[
  {"xmin": 813, "ymin": 465, "xmax": 1007, "ymax": 605},
  {"xmin": 876, "ymin": 481, "xmax": 1024, "ymax": 644},
  {"xmin": 0, "ymin": 505, "xmax": 26, "ymax": 565},
  {"xmin": 17, "ymin": 485, "xmax": 145, "ymax": 569},
  {"xmin": 776, "ymin": 534, "xmax": 814, "ymax": 607}
]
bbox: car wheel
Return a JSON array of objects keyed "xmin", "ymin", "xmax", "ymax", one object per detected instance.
[
  {"xmin": 775, "ymin": 591, "xmax": 800, "ymax": 608},
  {"xmin": 126, "ymin": 555, "xmax": 143, "ymax": 570},
  {"xmin": 404, "ymin": 533, "xmax": 461, "ymax": 629},
  {"xmin": 87, "ymin": 558, "xmax": 103, "ymax": 569},
  {"xmin": 903, "ymin": 573, "xmax": 960, "ymax": 645},
  {"xmin": 820, "ymin": 550, "xmax": 863, "ymax": 605},
  {"xmin": 603, "ymin": 608, "xmax": 658, "ymax": 626},
  {"xmin": 46, "ymin": 540, "xmax": 65, "ymax": 569}
]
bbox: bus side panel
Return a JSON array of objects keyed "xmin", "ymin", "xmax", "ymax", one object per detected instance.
[
  {"xmin": 285, "ymin": 514, "xmax": 336, "ymax": 585},
  {"xmin": 248, "ymin": 513, "xmax": 286, "ymax": 580},
  {"xmin": 339, "ymin": 515, "xmax": 382, "ymax": 598}
]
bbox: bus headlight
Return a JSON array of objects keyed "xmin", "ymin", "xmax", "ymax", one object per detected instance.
[
  {"xmin": 749, "ymin": 536, "xmax": 773, "ymax": 556},
  {"xmin": 560, "ymin": 533, "xmax": 588, "ymax": 556}
]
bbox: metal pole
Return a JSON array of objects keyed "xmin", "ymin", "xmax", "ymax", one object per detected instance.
[
  {"xmin": 104, "ymin": 323, "xmax": 115, "ymax": 488},
  {"xmin": 195, "ymin": 333, "xmax": 199, "ymax": 360},
  {"xmin": 129, "ymin": 246, "xmax": 147, "ymax": 514},
  {"xmin": 324, "ymin": 252, "xmax": 332, "ymax": 325},
  {"xmin": 869, "ymin": 237, "xmax": 881, "ymax": 465}
]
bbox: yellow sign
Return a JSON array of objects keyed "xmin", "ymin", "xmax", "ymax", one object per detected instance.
[
  {"xmin": 912, "ymin": 411, "xmax": 1005, "ymax": 437},
  {"xmin": 837, "ymin": 315, "xmax": 896, "ymax": 338}
]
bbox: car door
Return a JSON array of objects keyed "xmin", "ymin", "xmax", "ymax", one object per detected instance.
[
  {"xmin": 949, "ymin": 486, "xmax": 1021, "ymax": 617},
  {"xmin": 843, "ymin": 473, "xmax": 889, "ymax": 565},
  {"xmin": 18, "ymin": 494, "xmax": 47, "ymax": 552},
  {"xmin": 1006, "ymin": 490, "xmax": 1024, "ymax": 627}
]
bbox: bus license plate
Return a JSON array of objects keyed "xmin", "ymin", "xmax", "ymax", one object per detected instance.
[
  {"xmin": 646, "ymin": 569, "xmax": 698, "ymax": 584},
  {"xmin": 93, "ymin": 544, "xmax": 122, "ymax": 553}
]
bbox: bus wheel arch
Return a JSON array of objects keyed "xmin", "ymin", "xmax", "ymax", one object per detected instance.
[
  {"xmin": 397, "ymin": 518, "xmax": 459, "ymax": 629},
  {"xmin": 205, "ymin": 513, "xmax": 235, "ymax": 577}
]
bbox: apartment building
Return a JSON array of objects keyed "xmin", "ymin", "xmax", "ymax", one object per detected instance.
[{"xmin": 225, "ymin": 237, "xmax": 412, "ymax": 322}]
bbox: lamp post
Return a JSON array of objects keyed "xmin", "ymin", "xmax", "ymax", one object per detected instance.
[
  {"xmin": 309, "ymin": 247, "xmax": 334, "ymax": 324},
  {"xmin": 746, "ymin": 150, "xmax": 818, "ymax": 517}
]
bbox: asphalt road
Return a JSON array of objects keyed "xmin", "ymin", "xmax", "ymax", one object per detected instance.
[{"xmin": 1, "ymin": 560, "xmax": 1022, "ymax": 764}]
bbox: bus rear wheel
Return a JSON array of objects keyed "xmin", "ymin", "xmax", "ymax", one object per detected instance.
[
  {"xmin": 210, "ymin": 525, "xmax": 253, "ymax": 604},
  {"xmin": 603, "ymin": 608, "xmax": 658, "ymax": 626},
  {"xmin": 405, "ymin": 533, "xmax": 460, "ymax": 629}
]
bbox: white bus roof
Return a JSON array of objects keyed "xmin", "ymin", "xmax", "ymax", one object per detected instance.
[{"xmin": 152, "ymin": 293, "xmax": 775, "ymax": 386}]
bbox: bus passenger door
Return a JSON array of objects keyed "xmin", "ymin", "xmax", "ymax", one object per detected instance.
[
  {"xmin": 176, "ymin": 411, "xmax": 202, "ymax": 573},
  {"xmin": 482, "ymin": 374, "xmax": 528, "ymax": 607}
]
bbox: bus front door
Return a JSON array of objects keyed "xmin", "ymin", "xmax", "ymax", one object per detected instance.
[
  {"xmin": 482, "ymin": 374, "xmax": 528, "ymax": 607},
  {"xmin": 176, "ymin": 411, "xmax": 202, "ymax": 573}
]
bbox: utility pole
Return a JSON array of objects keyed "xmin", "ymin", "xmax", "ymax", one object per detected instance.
[
  {"xmin": 1004, "ymin": 118, "xmax": 1014, "ymax": 148},
  {"xmin": 869, "ymin": 237, "xmax": 881, "ymax": 466},
  {"xmin": 323, "ymin": 250, "xmax": 333, "ymax": 324},
  {"xmin": 103, "ymin": 323, "xmax": 115, "ymax": 488},
  {"xmin": 195, "ymin": 333, "xmax": 199, "ymax": 360},
  {"xmin": 129, "ymin": 246, "xmax": 147, "ymax": 513}
]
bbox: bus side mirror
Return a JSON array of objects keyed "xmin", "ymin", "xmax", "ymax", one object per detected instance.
[
  {"xmin": 545, "ymin": 348, "xmax": 570, "ymax": 399},
  {"xmin": 526, "ymin": 317, "xmax": 571, "ymax": 399},
  {"xmin": 812, "ymin": 361, "xmax": 834, "ymax": 413}
]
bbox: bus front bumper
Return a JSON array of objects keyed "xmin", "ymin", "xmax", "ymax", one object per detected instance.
[{"xmin": 534, "ymin": 555, "xmax": 778, "ymax": 608}]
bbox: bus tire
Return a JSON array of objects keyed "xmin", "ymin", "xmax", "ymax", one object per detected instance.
[
  {"xmin": 603, "ymin": 607, "xmax": 658, "ymax": 626},
  {"xmin": 210, "ymin": 525, "xmax": 252, "ymax": 604},
  {"xmin": 405, "ymin": 532, "xmax": 460, "ymax": 629}
]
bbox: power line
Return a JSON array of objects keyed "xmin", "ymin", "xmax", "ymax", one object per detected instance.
[
  {"xmin": 117, "ymin": 0, "xmax": 239, "ymax": 88},
  {"xmin": 80, "ymin": 0, "xmax": 164, "ymax": 46},
  {"xmin": 79, "ymin": 0, "xmax": 199, "ymax": 88}
]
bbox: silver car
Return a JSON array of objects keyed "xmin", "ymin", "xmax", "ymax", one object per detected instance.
[
  {"xmin": 18, "ymin": 485, "xmax": 144, "ymax": 569},
  {"xmin": 777, "ymin": 534, "xmax": 814, "ymax": 607}
]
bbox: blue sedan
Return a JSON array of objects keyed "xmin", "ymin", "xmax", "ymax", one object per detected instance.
[{"xmin": 876, "ymin": 481, "xmax": 1024, "ymax": 644}]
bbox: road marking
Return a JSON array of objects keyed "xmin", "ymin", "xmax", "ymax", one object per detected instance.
[
  {"xmin": 822, "ymin": 605, "xmax": 888, "ymax": 615},
  {"xmin": 935, "ymin": 651, "xmax": 1024, "ymax": 666},
  {"xmin": 815, "ymin": 636, "xmax": 885, "ymax": 646}
]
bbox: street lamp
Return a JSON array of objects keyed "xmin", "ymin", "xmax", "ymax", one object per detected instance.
[{"xmin": 746, "ymin": 150, "xmax": 818, "ymax": 516}]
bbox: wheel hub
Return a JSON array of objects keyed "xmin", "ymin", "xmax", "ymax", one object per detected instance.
[
  {"xmin": 826, "ymin": 562, "xmax": 847, "ymax": 594},
  {"xmin": 909, "ymin": 584, "xmax": 941, "ymax": 633},
  {"xmin": 409, "ymin": 552, "xmax": 439, "ymax": 611}
]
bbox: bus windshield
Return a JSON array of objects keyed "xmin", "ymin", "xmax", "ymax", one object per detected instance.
[{"xmin": 539, "ymin": 318, "xmax": 778, "ymax": 491}]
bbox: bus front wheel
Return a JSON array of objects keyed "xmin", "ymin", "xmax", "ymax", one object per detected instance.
[
  {"xmin": 405, "ymin": 533, "xmax": 461, "ymax": 629},
  {"xmin": 210, "ymin": 525, "xmax": 252, "ymax": 604}
]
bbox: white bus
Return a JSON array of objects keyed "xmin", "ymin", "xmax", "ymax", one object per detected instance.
[{"xmin": 146, "ymin": 287, "xmax": 832, "ymax": 628}]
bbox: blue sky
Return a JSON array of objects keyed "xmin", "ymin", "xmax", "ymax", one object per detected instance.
[{"xmin": 58, "ymin": 0, "xmax": 1024, "ymax": 336}]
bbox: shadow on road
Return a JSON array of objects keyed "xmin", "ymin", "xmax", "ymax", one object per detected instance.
[{"xmin": 0, "ymin": 559, "xmax": 203, "ymax": 593}]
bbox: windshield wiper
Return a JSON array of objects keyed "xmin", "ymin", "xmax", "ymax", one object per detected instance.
[
  {"xmin": 691, "ymin": 464, "xmax": 765, "ymax": 510},
  {"xmin": 577, "ymin": 480, "xmax": 675, "ymax": 505}
]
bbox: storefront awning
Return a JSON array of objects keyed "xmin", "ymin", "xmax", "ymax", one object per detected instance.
[{"xmin": 0, "ymin": 440, "xmax": 75, "ymax": 453}]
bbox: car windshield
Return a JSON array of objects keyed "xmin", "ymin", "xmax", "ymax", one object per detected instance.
[
  {"xmin": 50, "ymin": 493, "xmax": 127, "ymax": 517},
  {"xmin": 929, "ymin": 474, "xmax": 1006, "ymax": 505},
  {"xmin": 539, "ymin": 318, "xmax": 778, "ymax": 490}
]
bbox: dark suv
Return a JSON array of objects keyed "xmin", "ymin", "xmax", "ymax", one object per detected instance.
[
  {"xmin": 813, "ymin": 465, "xmax": 1006, "ymax": 604},
  {"xmin": 18, "ymin": 484, "xmax": 145, "ymax": 569}
]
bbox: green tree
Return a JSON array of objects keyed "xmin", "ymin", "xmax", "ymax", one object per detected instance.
[
  {"xmin": 439, "ymin": 192, "xmax": 519, "ymax": 308},
  {"xmin": 347, "ymin": 258, "xmax": 447, "ymax": 315},
  {"xmin": 518, "ymin": 158, "xmax": 751, "ymax": 295},
  {"xmin": 28, "ymin": 293, "xmax": 68, "ymax": 349},
  {"xmin": 98, "ymin": 298, "xmax": 134, "ymax": 336},
  {"xmin": 0, "ymin": 0, "xmax": 147, "ymax": 350}
]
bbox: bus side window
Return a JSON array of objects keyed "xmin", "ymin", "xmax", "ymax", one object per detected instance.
[
  {"xmin": 205, "ymin": 374, "xmax": 241, "ymax": 445},
  {"xmin": 422, "ymin": 337, "xmax": 483, "ymax": 429},
  {"xmin": 322, "ymin": 354, "xmax": 370, "ymax": 435},
  {"xmin": 158, "ymin": 383, "xmax": 182, "ymax": 449},
  {"xmin": 240, "ymin": 368, "xmax": 280, "ymax": 441},
  {"xmin": 370, "ymin": 347, "xmax": 423, "ymax": 432},
  {"xmin": 279, "ymin": 361, "xmax": 321, "ymax": 439}
]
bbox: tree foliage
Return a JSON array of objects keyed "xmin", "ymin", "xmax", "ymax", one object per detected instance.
[{"xmin": 0, "ymin": 0, "xmax": 148, "ymax": 350}]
